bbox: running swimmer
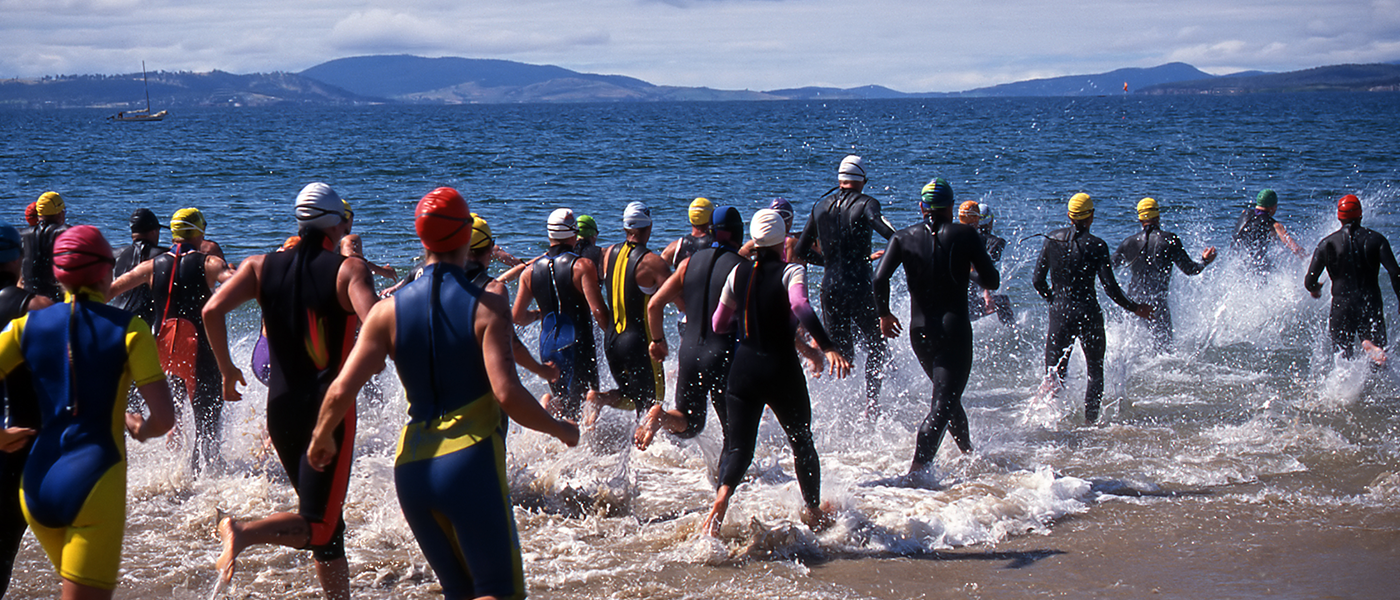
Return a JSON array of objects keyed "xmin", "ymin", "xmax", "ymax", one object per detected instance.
[
  {"xmin": 635, "ymin": 206, "xmax": 746, "ymax": 450},
  {"xmin": 307, "ymin": 188, "xmax": 578, "ymax": 600},
  {"xmin": 0, "ymin": 225, "xmax": 174, "ymax": 600},
  {"xmin": 740, "ymin": 198, "xmax": 803, "ymax": 263},
  {"xmin": 466, "ymin": 213, "xmax": 559, "ymax": 384},
  {"xmin": 661, "ymin": 198, "xmax": 715, "ymax": 267},
  {"xmin": 875, "ymin": 180, "xmax": 999, "ymax": 476},
  {"xmin": 109, "ymin": 208, "xmax": 234, "ymax": 475},
  {"xmin": 960, "ymin": 201, "xmax": 1015, "ymax": 325},
  {"xmin": 794, "ymin": 155, "xmax": 896, "ymax": 418},
  {"xmin": 513, "ymin": 208, "xmax": 610, "ymax": 421},
  {"xmin": 594, "ymin": 202, "xmax": 673, "ymax": 421},
  {"xmin": 1033, "ymin": 193, "xmax": 1153, "ymax": 424},
  {"xmin": 338, "ymin": 201, "xmax": 399, "ymax": 282},
  {"xmin": 702, "ymin": 209, "xmax": 851, "ymax": 536},
  {"xmin": 1112, "ymin": 198, "xmax": 1217, "ymax": 351},
  {"xmin": 110, "ymin": 208, "xmax": 168, "ymax": 327},
  {"xmin": 1232, "ymin": 188, "xmax": 1306, "ymax": 272},
  {"xmin": 21, "ymin": 191, "xmax": 70, "ymax": 302},
  {"xmin": 575, "ymin": 214, "xmax": 604, "ymax": 279},
  {"xmin": 203, "ymin": 182, "xmax": 378, "ymax": 599},
  {"xmin": 1304, "ymin": 195, "xmax": 1400, "ymax": 364}
]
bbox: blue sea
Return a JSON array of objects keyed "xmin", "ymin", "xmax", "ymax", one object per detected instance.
[{"xmin": 2, "ymin": 94, "xmax": 1399, "ymax": 599}]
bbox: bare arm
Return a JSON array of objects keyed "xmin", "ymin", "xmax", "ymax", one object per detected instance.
[
  {"xmin": 646, "ymin": 258, "xmax": 688, "ymax": 361},
  {"xmin": 636, "ymin": 253, "xmax": 672, "ymax": 294},
  {"xmin": 203, "ymin": 253, "xmax": 265, "ymax": 402},
  {"xmin": 337, "ymin": 257, "xmax": 379, "ymax": 321},
  {"xmin": 128, "ymin": 377, "xmax": 175, "ymax": 442},
  {"xmin": 107, "ymin": 259, "xmax": 155, "ymax": 300},
  {"xmin": 1274, "ymin": 222, "xmax": 1305, "ymax": 257},
  {"xmin": 479, "ymin": 293, "xmax": 579, "ymax": 445},
  {"xmin": 576, "ymin": 258, "xmax": 611, "ymax": 329},
  {"xmin": 512, "ymin": 266, "xmax": 539, "ymax": 326},
  {"xmin": 660, "ymin": 238, "xmax": 679, "ymax": 266},
  {"xmin": 308, "ymin": 299, "xmax": 394, "ymax": 469},
  {"xmin": 206, "ymin": 254, "xmax": 234, "ymax": 288}
]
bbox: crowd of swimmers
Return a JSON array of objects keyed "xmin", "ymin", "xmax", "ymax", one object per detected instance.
[{"xmin": 0, "ymin": 156, "xmax": 1395, "ymax": 599}]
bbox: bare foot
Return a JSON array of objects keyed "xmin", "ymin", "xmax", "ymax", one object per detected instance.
[
  {"xmin": 538, "ymin": 393, "xmax": 555, "ymax": 415},
  {"xmin": 582, "ymin": 391, "xmax": 601, "ymax": 427},
  {"xmin": 1363, "ymin": 340, "xmax": 1387, "ymax": 366},
  {"xmin": 699, "ymin": 490, "xmax": 731, "ymax": 538},
  {"xmin": 634, "ymin": 405, "xmax": 664, "ymax": 450},
  {"xmin": 1037, "ymin": 373, "xmax": 1062, "ymax": 398},
  {"xmin": 801, "ymin": 503, "xmax": 835, "ymax": 532},
  {"xmin": 212, "ymin": 511, "xmax": 241, "ymax": 597}
]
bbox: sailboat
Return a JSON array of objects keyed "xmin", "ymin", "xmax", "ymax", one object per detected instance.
[{"xmin": 110, "ymin": 61, "xmax": 167, "ymax": 122}]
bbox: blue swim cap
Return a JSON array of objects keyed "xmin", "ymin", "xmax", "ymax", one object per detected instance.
[
  {"xmin": 0, "ymin": 224, "xmax": 19, "ymax": 263},
  {"xmin": 713, "ymin": 206, "xmax": 744, "ymax": 240}
]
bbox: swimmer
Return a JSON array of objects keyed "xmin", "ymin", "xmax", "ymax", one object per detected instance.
[
  {"xmin": 109, "ymin": 208, "xmax": 234, "ymax": 475},
  {"xmin": 307, "ymin": 188, "xmax": 578, "ymax": 600},
  {"xmin": 110, "ymin": 208, "xmax": 168, "ymax": 327},
  {"xmin": 203, "ymin": 182, "xmax": 378, "ymax": 600},
  {"xmin": 574, "ymin": 214, "xmax": 604, "ymax": 278},
  {"xmin": 875, "ymin": 180, "xmax": 999, "ymax": 475},
  {"xmin": 1112, "ymin": 198, "xmax": 1217, "ymax": 351},
  {"xmin": 660, "ymin": 197, "xmax": 715, "ymax": 268},
  {"xmin": 594, "ymin": 202, "xmax": 673, "ymax": 422},
  {"xmin": 959, "ymin": 200, "xmax": 1015, "ymax": 325},
  {"xmin": 1232, "ymin": 188, "xmax": 1305, "ymax": 272},
  {"xmin": 22, "ymin": 203, "xmax": 37, "ymax": 228},
  {"xmin": 337, "ymin": 200, "xmax": 399, "ymax": 282},
  {"xmin": 636, "ymin": 206, "xmax": 746, "ymax": 450},
  {"xmin": 1304, "ymin": 195, "xmax": 1400, "ymax": 364},
  {"xmin": 0, "ymin": 225, "xmax": 174, "ymax": 600},
  {"xmin": 794, "ymin": 156, "xmax": 897, "ymax": 418},
  {"xmin": 741, "ymin": 198, "xmax": 825, "ymax": 373},
  {"xmin": 1033, "ymin": 193, "xmax": 1153, "ymax": 424},
  {"xmin": 702, "ymin": 209, "xmax": 851, "ymax": 537},
  {"xmin": 21, "ymin": 191, "xmax": 70, "ymax": 302}
]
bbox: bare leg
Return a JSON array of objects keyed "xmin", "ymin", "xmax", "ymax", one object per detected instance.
[
  {"xmin": 699, "ymin": 484, "xmax": 734, "ymax": 537},
  {"xmin": 314, "ymin": 557, "xmax": 350, "ymax": 600},
  {"xmin": 215, "ymin": 512, "xmax": 311, "ymax": 591},
  {"xmin": 61, "ymin": 578, "xmax": 113, "ymax": 600},
  {"xmin": 634, "ymin": 405, "xmax": 690, "ymax": 450}
]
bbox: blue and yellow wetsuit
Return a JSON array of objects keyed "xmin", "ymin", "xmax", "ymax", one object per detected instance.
[
  {"xmin": 0, "ymin": 289, "xmax": 162, "ymax": 590},
  {"xmin": 393, "ymin": 263, "xmax": 523, "ymax": 600}
]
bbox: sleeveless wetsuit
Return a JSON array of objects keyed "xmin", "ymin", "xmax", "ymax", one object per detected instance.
[
  {"xmin": 1232, "ymin": 208, "xmax": 1280, "ymax": 272},
  {"xmin": 258, "ymin": 237, "xmax": 357, "ymax": 561},
  {"xmin": 393, "ymin": 263, "xmax": 524, "ymax": 600},
  {"xmin": 575, "ymin": 238, "xmax": 604, "ymax": 281},
  {"xmin": 968, "ymin": 230, "xmax": 1014, "ymax": 325},
  {"xmin": 875, "ymin": 217, "xmax": 999, "ymax": 462},
  {"xmin": 112, "ymin": 238, "xmax": 168, "ymax": 327},
  {"xmin": 672, "ymin": 244, "xmax": 744, "ymax": 437},
  {"xmin": 1112, "ymin": 224, "xmax": 1207, "ymax": 350},
  {"xmin": 714, "ymin": 250, "xmax": 833, "ymax": 510},
  {"xmin": 1033, "ymin": 226, "xmax": 1142, "ymax": 423},
  {"xmin": 794, "ymin": 188, "xmax": 895, "ymax": 408},
  {"xmin": 20, "ymin": 222, "xmax": 68, "ymax": 302},
  {"xmin": 0, "ymin": 282, "xmax": 37, "ymax": 595},
  {"xmin": 1304, "ymin": 222, "xmax": 1400, "ymax": 358},
  {"xmin": 603, "ymin": 242, "xmax": 663, "ymax": 415},
  {"xmin": 527, "ymin": 245, "xmax": 598, "ymax": 420},
  {"xmin": 0, "ymin": 290, "xmax": 163, "ymax": 590},
  {"xmin": 670, "ymin": 232, "xmax": 715, "ymax": 268},
  {"xmin": 151, "ymin": 243, "xmax": 224, "ymax": 472}
]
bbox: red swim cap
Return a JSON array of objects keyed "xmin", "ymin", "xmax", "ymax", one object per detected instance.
[
  {"xmin": 24, "ymin": 202, "xmax": 37, "ymax": 227},
  {"xmin": 415, "ymin": 187, "xmax": 473, "ymax": 252},
  {"xmin": 52, "ymin": 225, "xmax": 114, "ymax": 290},
  {"xmin": 1337, "ymin": 194, "xmax": 1362, "ymax": 221}
]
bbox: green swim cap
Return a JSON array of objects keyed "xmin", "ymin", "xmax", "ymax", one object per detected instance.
[
  {"xmin": 920, "ymin": 178, "xmax": 954, "ymax": 208},
  {"xmin": 1255, "ymin": 189, "xmax": 1278, "ymax": 208},
  {"xmin": 576, "ymin": 214, "xmax": 598, "ymax": 238}
]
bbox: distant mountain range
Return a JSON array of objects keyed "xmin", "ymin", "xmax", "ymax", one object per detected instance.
[{"xmin": 1, "ymin": 55, "xmax": 1397, "ymax": 109}]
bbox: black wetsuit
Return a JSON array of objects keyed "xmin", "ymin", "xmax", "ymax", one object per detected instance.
[
  {"xmin": 527, "ymin": 245, "xmax": 598, "ymax": 420},
  {"xmin": 794, "ymin": 188, "xmax": 896, "ymax": 411},
  {"xmin": 151, "ymin": 243, "xmax": 223, "ymax": 473},
  {"xmin": 672, "ymin": 243, "xmax": 744, "ymax": 438},
  {"xmin": 1033, "ymin": 226, "xmax": 1143, "ymax": 423},
  {"xmin": 20, "ymin": 222, "xmax": 67, "ymax": 302},
  {"xmin": 1112, "ymin": 224, "xmax": 1208, "ymax": 350},
  {"xmin": 670, "ymin": 232, "xmax": 714, "ymax": 268},
  {"xmin": 0, "ymin": 281, "xmax": 37, "ymax": 596},
  {"xmin": 1232, "ymin": 208, "xmax": 1280, "ymax": 272},
  {"xmin": 258, "ymin": 235, "xmax": 357, "ymax": 561},
  {"xmin": 968, "ymin": 230, "xmax": 1014, "ymax": 325},
  {"xmin": 602, "ymin": 241, "xmax": 661, "ymax": 415},
  {"xmin": 874, "ymin": 217, "xmax": 999, "ymax": 463},
  {"xmin": 112, "ymin": 238, "xmax": 168, "ymax": 327},
  {"xmin": 717, "ymin": 249, "xmax": 834, "ymax": 511},
  {"xmin": 575, "ymin": 238, "xmax": 604, "ymax": 281},
  {"xmin": 1304, "ymin": 222, "xmax": 1400, "ymax": 358}
]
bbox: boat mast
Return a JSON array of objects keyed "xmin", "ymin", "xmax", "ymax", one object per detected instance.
[{"xmin": 142, "ymin": 61, "xmax": 151, "ymax": 112}]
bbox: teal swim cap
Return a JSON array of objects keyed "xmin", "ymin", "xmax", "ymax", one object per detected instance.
[{"xmin": 1255, "ymin": 189, "xmax": 1278, "ymax": 208}]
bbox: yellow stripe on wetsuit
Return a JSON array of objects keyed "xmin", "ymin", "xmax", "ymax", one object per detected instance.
[
  {"xmin": 610, "ymin": 242, "xmax": 634, "ymax": 334},
  {"xmin": 395, "ymin": 393, "xmax": 502, "ymax": 466}
]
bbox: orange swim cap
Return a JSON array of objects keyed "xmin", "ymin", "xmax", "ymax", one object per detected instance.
[{"xmin": 415, "ymin": 187, "xmax": 473, "ymax": 252}]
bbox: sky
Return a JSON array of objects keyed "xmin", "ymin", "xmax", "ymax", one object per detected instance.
[{"xmin": 2, "ymin": 0, "xmax": 1398, "ymax": 93}]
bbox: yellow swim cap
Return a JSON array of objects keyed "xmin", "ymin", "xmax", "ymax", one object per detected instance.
[
  {"xmin": 469, "ymin": 213, "xmax": 494, "ymax": 251},
  {"xmin": 1137, "ymin": 197, "xmax": 1160, "ymax": 221},
  {"xmin": 1068, "ymin": 193, "xmax": 1094, "ymax": 221},
  {"xmin": 958, "ymin": 200, "xmax": 980, "ymax": 224},
  {"xmin": 170, "ymin": 207, "xmax": 207, "ymax": 239},
  {"xmin": 688, "ymin": 197, "xmax": 714, "ymax": 226},
  {"xmin": 36, "ymin": 191, "xmax": 65, "ymax": 216}
]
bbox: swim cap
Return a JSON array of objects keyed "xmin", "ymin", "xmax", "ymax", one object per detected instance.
[
  {"xmin": 0, "ymin": 224, "xmax": 20, "ymax": 263},
  {"xmin": 52, "ymin": 225, "xmax": 114, "ymax": 289},
  {"xmin": 281, "ymin": 236, "xmax": 301, "ymax": 251},
  {"xmin": 979, "ymin": 202, "xmax": 995, "ymax": 228},
  {"xmin": 547, "ymin": 208, "xmax": 577, "ymax": 240},
  {"xmin": 1068, "ymin": 193, "xmax": 1094, "ymax": 220},
  {"xmin": 415, "ymin": 187, "xmax": 473, "ymax": 252},
  {"xmin": 470, "ymin": 213, "xmax": 494, "ymax": 252},
  {"xmin": 688, "ymin": 198, "xmax": 714, "ymax": 226},
  {"xmin": 170, "ymin": 207, "xmax": 206, "ymax": 239},
  {"xmin": 130, "ymin": 208, "xmax": 162, "ymax": 233},
  {"xmin": 769, "ymin": 198, "xmax": 795, "ymax": 230},
  {"xmin": 623, "ymin": 202, "xmax": 652, "ymax": 229},
  {"xmin": 1136, "ymin": 197, "xmax": 1160, "ymax": 221},
  {"xmin": 341, "ymin": 199, "xmax": 354, "ymax": 222},
  {"xmin": 36, "ymin": 191, "xmax": 65, "ymax": 217},
  {"xmin": 713, "ymin": 206, "xmax": 744, "ymax": 241},
  {"xmin": 295, "ymin": 182, "xmax": 348, "ymax": 231},
  {"xmin": 1255, "ymin": 189, "xmax": 1278, "ymax": 208},
  {"xmin": 751, "ymin": 209, "xmax": 786, "ymax": 248},
  {"xmin": 838, "ymin": 155, "xmax": 867, "ymax": 182},
  {"xmin": 958, "ymin": 200, "xmax": 980, "ymax": 224},
  {"xmin": 576, "ymin": 214, "xmax": 598, "ymax": 238},
  {"xmin": 920, "ymin": 178, "xmax": 954, "ymax": 209},
  {"xmin": 1338, "ymin": 194, "xmax": 1362, "ymax": 221},
  {"xmin": 24, "ymin": 203, "xmax": 38, "ymax": 227}
]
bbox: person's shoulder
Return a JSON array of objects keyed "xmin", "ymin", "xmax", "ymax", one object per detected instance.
[{"xmin": 1045, "ymin": 226, "xmax": 1073, "ymax": 242}]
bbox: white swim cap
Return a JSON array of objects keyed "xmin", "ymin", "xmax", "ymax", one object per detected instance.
[
  {"xmin": 837, "ymin": 155, "xmax": 867, "ymax": 182},
  {"xmin": 295, "ymin": 182, "xmax": 347, "ymax": 231},
  {"xmin": 623, "ymin": 202, "xmax": 652, "ymax": 229},
  {"xmin": 751, "ymin": 209, "xmax": 786, "ymax": 248},
  {"xmin": 547, "ymin": 208, "xmax": 577, "ymax": 240}
]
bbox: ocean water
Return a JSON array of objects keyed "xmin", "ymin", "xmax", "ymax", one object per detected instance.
[{"xmin": 2, "ymin": 93, "xmax": 1400, "ymax": 598}]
